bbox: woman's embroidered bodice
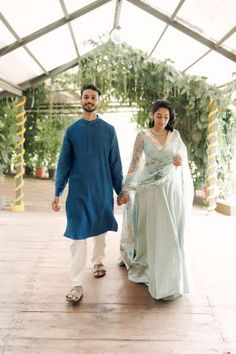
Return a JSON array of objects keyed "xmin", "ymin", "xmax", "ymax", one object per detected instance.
[{"xmin": 123, "ymin": 129, "xmax": 187, "ymax": 191}]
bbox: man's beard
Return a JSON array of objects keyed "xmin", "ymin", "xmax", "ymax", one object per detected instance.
[{"xmin": 83, "ymin": 104, "xmax": 96, "ymax": 112}]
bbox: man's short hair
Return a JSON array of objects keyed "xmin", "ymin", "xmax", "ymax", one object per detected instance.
[{"xmin": 81, "ymin": 84, "xmax": 102, "ymax": 97}]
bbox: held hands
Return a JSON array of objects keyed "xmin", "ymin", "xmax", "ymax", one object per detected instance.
[
  {"xmin": 51, "ymin": 196, "xmax": 61, "ymax": 212},
  {"xmin": 117, "ymin": 194, "xmax": 130, "ymax": 206},
  {"xmin": 173, "ymin": 155, "xmax": 182, "ymax": 167}
]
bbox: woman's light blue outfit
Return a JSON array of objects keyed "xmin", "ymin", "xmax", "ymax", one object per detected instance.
[
  {"xmin": 55, "ymin": 117, "xmax": 123, "ymax": 240},
  {"xmin": 120, "ymin": 129, "xmax": 193, "ymax": 300}
]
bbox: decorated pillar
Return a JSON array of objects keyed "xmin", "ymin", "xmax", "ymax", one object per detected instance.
[
  {"xmin": 206, "ymin": 98, "xmax": 219, "ymax": 212},
  {"xmin": 12, "ymin": 96, "xmax": 26, "ymax": 212}
]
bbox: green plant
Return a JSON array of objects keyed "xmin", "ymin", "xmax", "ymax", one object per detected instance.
[
  {"xmin": 0, "ymin": 98, "xmax": 19, "ymax": 176},
  {"xmin": 52, "ymin": 41, "xmax": 235, "ymax": 197},
  {"xmin": 39, "ymin": 118, "xmax": 64, "ymax": 168},
  {"xmin": 5, "ymin": 41, "xmax": 233, "ymax": 199},
  {"xmin": 217, "ymin": 109, "xmax": 236, "ymax": 199},
  {"xmin": 24, "ymin": 81, "xmax": 74, "ymax": 171},
  {"xmin": 24, "ymin": 84, "xmax": 48, "ymax": 169}
]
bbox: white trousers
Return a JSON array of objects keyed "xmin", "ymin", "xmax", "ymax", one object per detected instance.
[{"xmin": 70, "ymin": 233, "xmax": 106, "ymax": 287}]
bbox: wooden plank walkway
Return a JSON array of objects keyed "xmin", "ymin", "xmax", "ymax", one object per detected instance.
[{"xmin": 0, "ymin": 177, "xmax": 236, "ymax": 354}]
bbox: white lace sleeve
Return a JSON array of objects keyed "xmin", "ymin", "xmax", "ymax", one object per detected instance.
[{"xmin": 122, "ymin": 131, "xmax": 144, "ymax": 192}]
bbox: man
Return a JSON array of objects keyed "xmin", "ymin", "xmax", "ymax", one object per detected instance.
[{"xmin": 52, "ymin": 83, "xmax": 123, "ymax": 303}]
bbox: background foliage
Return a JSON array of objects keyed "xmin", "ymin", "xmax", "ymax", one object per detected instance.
[
  {"xmin": 59, "ymin": 41, "xmax": 236, "ymax": 194},
  {"xmin": 0, "ymin": 98, "xmax": 18, "ymax": 177},
  {"xmin": 0, "ymin": 41, "xmax": 235, "ymax": 199}
]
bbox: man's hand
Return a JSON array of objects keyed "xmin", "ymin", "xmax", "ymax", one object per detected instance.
[
  {"xmin": 51, "ymin": 196, "xmax": 61, "ymax": 212},
  {"xmin": 117, "ymin": 194, "xmax": 130, "ymax": 206}
]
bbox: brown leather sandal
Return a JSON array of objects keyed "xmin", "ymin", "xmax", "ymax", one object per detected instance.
[
  {"xmin": 66, "ymin": 286, "xmax": 83, "ymax": 303},
  {"xmin": 94, "ymin": 263, "xmax": 106, "ymax": 278}
]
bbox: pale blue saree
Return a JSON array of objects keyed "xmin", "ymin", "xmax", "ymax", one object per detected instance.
[{"xmin": 120, "ymin": 129, "xmax": 193, "ymax": 300}]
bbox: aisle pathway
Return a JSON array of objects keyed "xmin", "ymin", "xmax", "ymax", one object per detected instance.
[{"xmin": 0, "ymin": 177, "xmax": 235, "ymax": 354}]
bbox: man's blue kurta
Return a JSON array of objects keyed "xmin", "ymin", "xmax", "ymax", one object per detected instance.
[{"xmin": 55, "ymin": 117, "xmax": 123, "ymax": 240}]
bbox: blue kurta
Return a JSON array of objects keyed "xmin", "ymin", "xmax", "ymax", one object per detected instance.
[{"xmin": 55, "ymin": 116, "xmax": 123, "ymax": 240}]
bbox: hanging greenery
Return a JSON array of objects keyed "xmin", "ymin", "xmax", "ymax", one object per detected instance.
[
  {"xmin": 217, "ymin": 109, "xmax": 236, "ymax": 198},
  {"xmin": 1, "ymin": 40, "xmax": 235, "ymax": 198},
  {"xmin": 53, "ymin": 40, "xmax": 236, "ymax": 197}
]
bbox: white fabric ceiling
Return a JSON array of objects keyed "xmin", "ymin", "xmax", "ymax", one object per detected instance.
[{"xmin": 0, "ymin": 0, "xmax": 235, "ymax": 98}]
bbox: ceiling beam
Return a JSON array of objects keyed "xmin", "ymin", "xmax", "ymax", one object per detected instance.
[
  {"xmin": 149, "ymin": 0, "xmax": 186, "ymax": 57},
  {"xmin": 112, "ymin": 0, "xmax": 123, "ymax": 30},
  {"xmin": 127, "ymin": 0, "xmax": 236, "ymax": 63},
  {"xmin": 20, "ymin": 59, "xmax": 80, "ymax": 91},
  {"xmin": 0, "ymin": 0, "xmax": 111, "ymax": 57},
  {"xmin": 13, "ymin": 43, "xmax": 107, "ymax": 93},
  {"xmin": 0, "ymin": 43, "xmax": 107, "ymax": 98},
  {"xmin": 217, "ymin": 78, "xmax": 236, "ymax": 89},
  {"xmin": 0, "ymin": 12, "xmax": 49, "ymax": 74},
  {"xmin": 183, "ymin": 25, "xmax": 236, "ymax": 73},
  {"xmin": 59, "ymin": 0, "xmax": 80, "ymax": 58},
  {"xmin": 0, "ymin": 77, "xmax": 22, "ymax": 96}
]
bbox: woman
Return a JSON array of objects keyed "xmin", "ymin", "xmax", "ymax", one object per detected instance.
[{"xmin": 118, "ymin": 100, "xmax": 193, "ymax": 300}]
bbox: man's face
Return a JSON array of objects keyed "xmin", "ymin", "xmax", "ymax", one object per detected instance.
[{"xmin": 81, "ymin": 89, "xmax": 100, "ymax": 113}]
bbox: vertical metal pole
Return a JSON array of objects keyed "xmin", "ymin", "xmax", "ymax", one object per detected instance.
[
  {"xmin": 12, "ymin": 96, "xmax": 26, "ymax": 212},
  {"xmin": 206, "ymin": 98, "xmax": 219, "ymax": 212}
]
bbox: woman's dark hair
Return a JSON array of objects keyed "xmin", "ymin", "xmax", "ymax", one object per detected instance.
[
  {"xmin": 149, "ymin": 100, "xmax": 176, "ymax": 132},
  {"xmin": 81, "ymin": 83, "xmax": 101, "ymax": 97}
]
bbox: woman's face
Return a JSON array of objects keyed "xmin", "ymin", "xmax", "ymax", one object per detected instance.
[{"xmin": 152, "ymin": 107, "xmax": 170, "ymax": 131}]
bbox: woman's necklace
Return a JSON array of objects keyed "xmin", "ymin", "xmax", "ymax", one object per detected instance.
[{"xmin": 151, "ymin": 128, "xmax": 167, "ymax": 136}]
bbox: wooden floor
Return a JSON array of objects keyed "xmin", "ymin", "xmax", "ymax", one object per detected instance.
[{"xmin": 0, "ymin": 177, "xmax": 236, "ymax": 354}]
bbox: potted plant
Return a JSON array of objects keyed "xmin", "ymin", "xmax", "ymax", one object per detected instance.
[{"xmin": 33, "ymin": 127, "xmax": 49, "ymax": 178}]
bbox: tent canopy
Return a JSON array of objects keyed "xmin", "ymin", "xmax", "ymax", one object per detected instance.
[{"xmin": 0, "ymin": 0, "xmax": 235, "ymax": 98}]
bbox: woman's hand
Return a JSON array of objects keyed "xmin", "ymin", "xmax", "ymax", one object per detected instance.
[
  {"xmin": 173, "ymin": 155, "xmax": 182, "ymax": 167},
  {"xmin": 117, "ymin": 194, "xmax": 130, "ymax": 206},
  {"xmin": 51, "ymin": 196, "xmax": 61, "ymax": 212}
]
